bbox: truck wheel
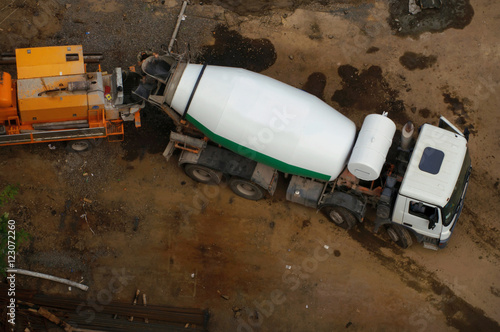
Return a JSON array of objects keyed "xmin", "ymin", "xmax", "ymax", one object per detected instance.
[
  {"xmin": 387, "ymin": 224, "xmax": 413, "ymax": 249},
  {"xmin": 66, "ymin": 139, "xmax": 93, "ymax": 152},
  {"xmin": 322, "ymin": 206, "xmax": 357, "ymax": 230},
  {"xmin": 184, "ymin": 164, "xmax": 223, "ymax": 185},
  {"xmin": 229, "ymin": 178, "xmax": 264, "ymax": 201}
]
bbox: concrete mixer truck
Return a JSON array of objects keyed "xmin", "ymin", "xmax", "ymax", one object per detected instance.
[
  {"xmin": 0, "ymin": 45, "xmax": 471, "ymax": 250},
  {"xmin": 131, "ymin": 53, "xmax": 471, "ymax": 251}
]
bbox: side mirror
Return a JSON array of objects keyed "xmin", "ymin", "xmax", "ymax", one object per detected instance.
[{"xmin": 428, "ymin": 213, "xmax": 437, "ymax": 230}]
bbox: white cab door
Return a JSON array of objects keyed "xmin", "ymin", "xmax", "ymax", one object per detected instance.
[{"xmin": 401, "ymin": 197, "xmax": 442, "ymax": 239}]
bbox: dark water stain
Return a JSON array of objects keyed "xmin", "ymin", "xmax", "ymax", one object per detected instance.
[
  {"xmin": 309, "ymin": 22, "xmax": 322, "ymax": 40},
  {"xmin": 303, "ymin": 72, "xmax": 327, "ymax": 100},
  {"xmin": 366, "ymin": 46, "xmax": 380, "ymax": 54},
  {"xmin": 443, "ymin": 93, "xmax": 466, "ymax": 115},
  {"xmin": 331, "ymin": 65, "xmax": 409, "ymax": 125},
  {"xmin": 121, "ymin": 104, "xmax": 174, "ymax": 161},
  {"xmin": 462, "ymin": 206, "xmax": 499, "ymax": 253},
  {"xmin": 399, "ymin": 52, "xmax": 437, "ymax": 70},
  {"xmin": 442, "ymin": 92, "xmax": 476, "ymax": 134},
  {"xmin": 197, "ymin": 25, "xmax": 276, "ymax": 72},
  {"xmin": 348, "ymin": 223, "xmax": 500, "ymax": 332},
  {"xmin": 387, "ymin": 0, "xmax": 474, "ymax": 38},
  {"xmin": 419, "ymin": 108, "xmax": 431, "ymax": 118}
]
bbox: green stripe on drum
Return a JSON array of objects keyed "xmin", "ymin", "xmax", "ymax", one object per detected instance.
[{"xmin": 185, "ymin": 114, "xmax": 331, "ymax": 181}]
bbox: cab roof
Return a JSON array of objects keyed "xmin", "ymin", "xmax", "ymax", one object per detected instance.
[{"xmin": 399, "ymin": 124, "xmax": 467, "ymax": 207}]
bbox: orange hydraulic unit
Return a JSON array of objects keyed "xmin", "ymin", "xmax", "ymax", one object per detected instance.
[{"xmin": 0, "ymin": 45, "xmax": 144, "ymax": 147}]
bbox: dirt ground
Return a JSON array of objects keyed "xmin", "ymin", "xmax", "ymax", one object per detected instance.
[{"xmin": 1, "ymin": 0, "xmax": 500, "ymax": 331}]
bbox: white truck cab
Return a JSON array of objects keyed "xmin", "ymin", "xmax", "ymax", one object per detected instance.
[{"xmin": 392, "ymin": 119, "xmax": 472, "ymax": 249}]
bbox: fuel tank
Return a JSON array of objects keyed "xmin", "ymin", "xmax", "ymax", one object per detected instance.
[
  {"xmin": 169, "ymin": 64, "xmax": 357, "ymax": 181},
  {"xmin": 348, "ymin": 113, "xmax": 396, "ymax": 181}
]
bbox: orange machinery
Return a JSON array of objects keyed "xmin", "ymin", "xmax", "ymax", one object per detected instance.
[{"xmin": 0, "ymin": 45, "xmax": 143, "ymax": 149}]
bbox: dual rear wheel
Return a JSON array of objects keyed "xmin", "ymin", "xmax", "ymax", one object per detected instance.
[
  {"xmin": 321, "ymin": 206, "xmax": 357, "ymax": 230},
  {"xmin": 183, "ymin": 164, "xmax": 264, "ymax": 201}
]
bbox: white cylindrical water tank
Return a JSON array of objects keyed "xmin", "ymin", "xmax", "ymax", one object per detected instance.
[
  {"xmin": 169, "ymin": 64, "xmax": 357, "ymax": 181},
  {"xmin": 348, "ymin": 114, "xmax": 396, "ymax": 181}
]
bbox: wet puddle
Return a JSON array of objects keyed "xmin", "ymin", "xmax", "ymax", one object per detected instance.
[
  {"xmin": 303, "ymin": 72, "xmax": 327, "ymax": 100},
  {"xmin": 442, "ymin": 92, "xmax": 476, "ymax": 133},
  {"xmin": 331, "ymin": 65, "xmax": 409, "ymax": 125},
  {"xmin": 399, "ymin": 52, "xmax": 437, "ymax": 70},
  {"xmin": 196, "ymin": 25, "xmax": 276, "ymax": 72}
]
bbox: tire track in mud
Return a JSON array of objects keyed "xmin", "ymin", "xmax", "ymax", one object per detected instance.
[
  {"xmin": 461, "ymin": 205, "xmax": 500, "ymax": 261},
  {"xmin": 348, "ymin": 224, "xmax": 500, "ymax": 331}
]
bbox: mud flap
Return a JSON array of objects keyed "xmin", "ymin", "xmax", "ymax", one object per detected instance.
[{"xmin": 251, "ymin": 163, "xmax": 278, "ymax": 196}]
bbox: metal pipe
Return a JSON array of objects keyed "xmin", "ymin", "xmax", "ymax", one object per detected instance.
[
  {"xmin": 401, "ymin": 121, "xmax": 414, "ymax": 150},
  {"xmin": 168, "ymin": 0, "xmax": 189, "ymax": 53},
  {"xmin": 6, "ymin": 268, "xmax": 89, "ymax": 291},
  {"xmin": 0, "ymin": 52, "xmax": 104, "ymax": 65},
  {"xmin": 33, "ymin": 120, "xmax": 89, "ymax": 130}
]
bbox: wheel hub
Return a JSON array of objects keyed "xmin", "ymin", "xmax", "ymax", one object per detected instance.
[
  {"xmin": 387, "ymin": 227, "xmax": 399, "ymax": 242},
  {"xmin": 237, "ymin": 183, "xmax": 256, "ymax": 196},
  {"xmin": 329, "ymin": 211, "xmax": 343, "ymax": 225}
]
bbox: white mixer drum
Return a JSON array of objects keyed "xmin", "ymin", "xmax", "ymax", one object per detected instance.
[{"xmin": 170, "ymin": 64, "xmax": 357, "ymax": 181}]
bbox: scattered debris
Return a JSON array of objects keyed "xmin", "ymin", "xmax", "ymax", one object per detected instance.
[
  {"xmin": 232, "ymin": 306, "xmax": 242, "ymax": 318},
  {"xmin": 37, "ymin": 306, "xmax": 73, "ymax": 332},
  {"xmin": 48, "ymin": 144, "xmax": 56, "ymax": 150},
  {"xmin": 128, "ymin": 289, "xmax": 141, "ymax": 322},
  {"xmin": 133, "ymin": 217, "xmax": 140, "ymax": 231},
  {"xmin": 80, "ymin": 202, "xmax": 95, "ymax": 235},
  {"xmin": 217, "ymin": 290, "xmax": 229, "ymax": 300},
  {"xmin": 285, "ymin": 265, "xmax": 291, "ymax": 270},
  {"xmin": 420, "ymin": 0, "xmax": 442, "ymax": 9},
  {"xmin": 409, "ymin": 0, "xmax": 421, "ymax": 15},
  {"xmin": 142, "ymin": 293, "xmax": 149, "ymax": 324}
]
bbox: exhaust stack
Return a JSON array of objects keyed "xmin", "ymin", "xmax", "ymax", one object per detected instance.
[{"xmin": 401, "ymin": 121, "xmax": 414, "ymax": 150}]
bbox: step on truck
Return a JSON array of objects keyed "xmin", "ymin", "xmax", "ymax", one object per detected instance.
[
  {"xmin": 131, "ymin": 52, "xmax": 471, "ymax": 250},
  {"xmin": 0, "ymin": 45, "xmax": 144, "ymax": 151}
]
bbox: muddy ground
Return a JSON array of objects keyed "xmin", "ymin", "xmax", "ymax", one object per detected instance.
[{"xmin": 1, "ymin": 0, "xmax": 500, "ymax": 331}]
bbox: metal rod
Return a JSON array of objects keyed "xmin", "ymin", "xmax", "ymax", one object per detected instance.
[
  {"xmin": 6, "ymin": 268, "xmax": 89, "ymax": 291},
  {"xmin": 168, "ymin": 0, "xmax": 189, "ymax": 53}
]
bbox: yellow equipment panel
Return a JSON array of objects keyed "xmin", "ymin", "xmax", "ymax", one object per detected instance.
[
  {"xmin": 17, "ymin": 73, "xmax": 105, "ymax": 124},
  {"xmin": 15, "ymin": 45, "xmax": 85, "ymax": 79},
  {"xmin": 0, "ymin": 72, "xmax": 17, "ymax": 123}
]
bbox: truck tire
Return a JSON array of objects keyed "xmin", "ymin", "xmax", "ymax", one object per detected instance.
[
  {"xmin": 229, "ymin": 178, "xmax": 264, "ymax": 201},
  {"xmin": 387, "ymin": 224, "xmax": 413, "ymax": 249},
  {"xmin": 184, "ymin": 164, "xmax": 223, "ymax": 185},
  {"xmin": 322, "ymin": 206, "xmax": 357, "ymax": 230},
  {"xmin": 66, "ymin": 139, "xmax": 93, "ymax": 152}
]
